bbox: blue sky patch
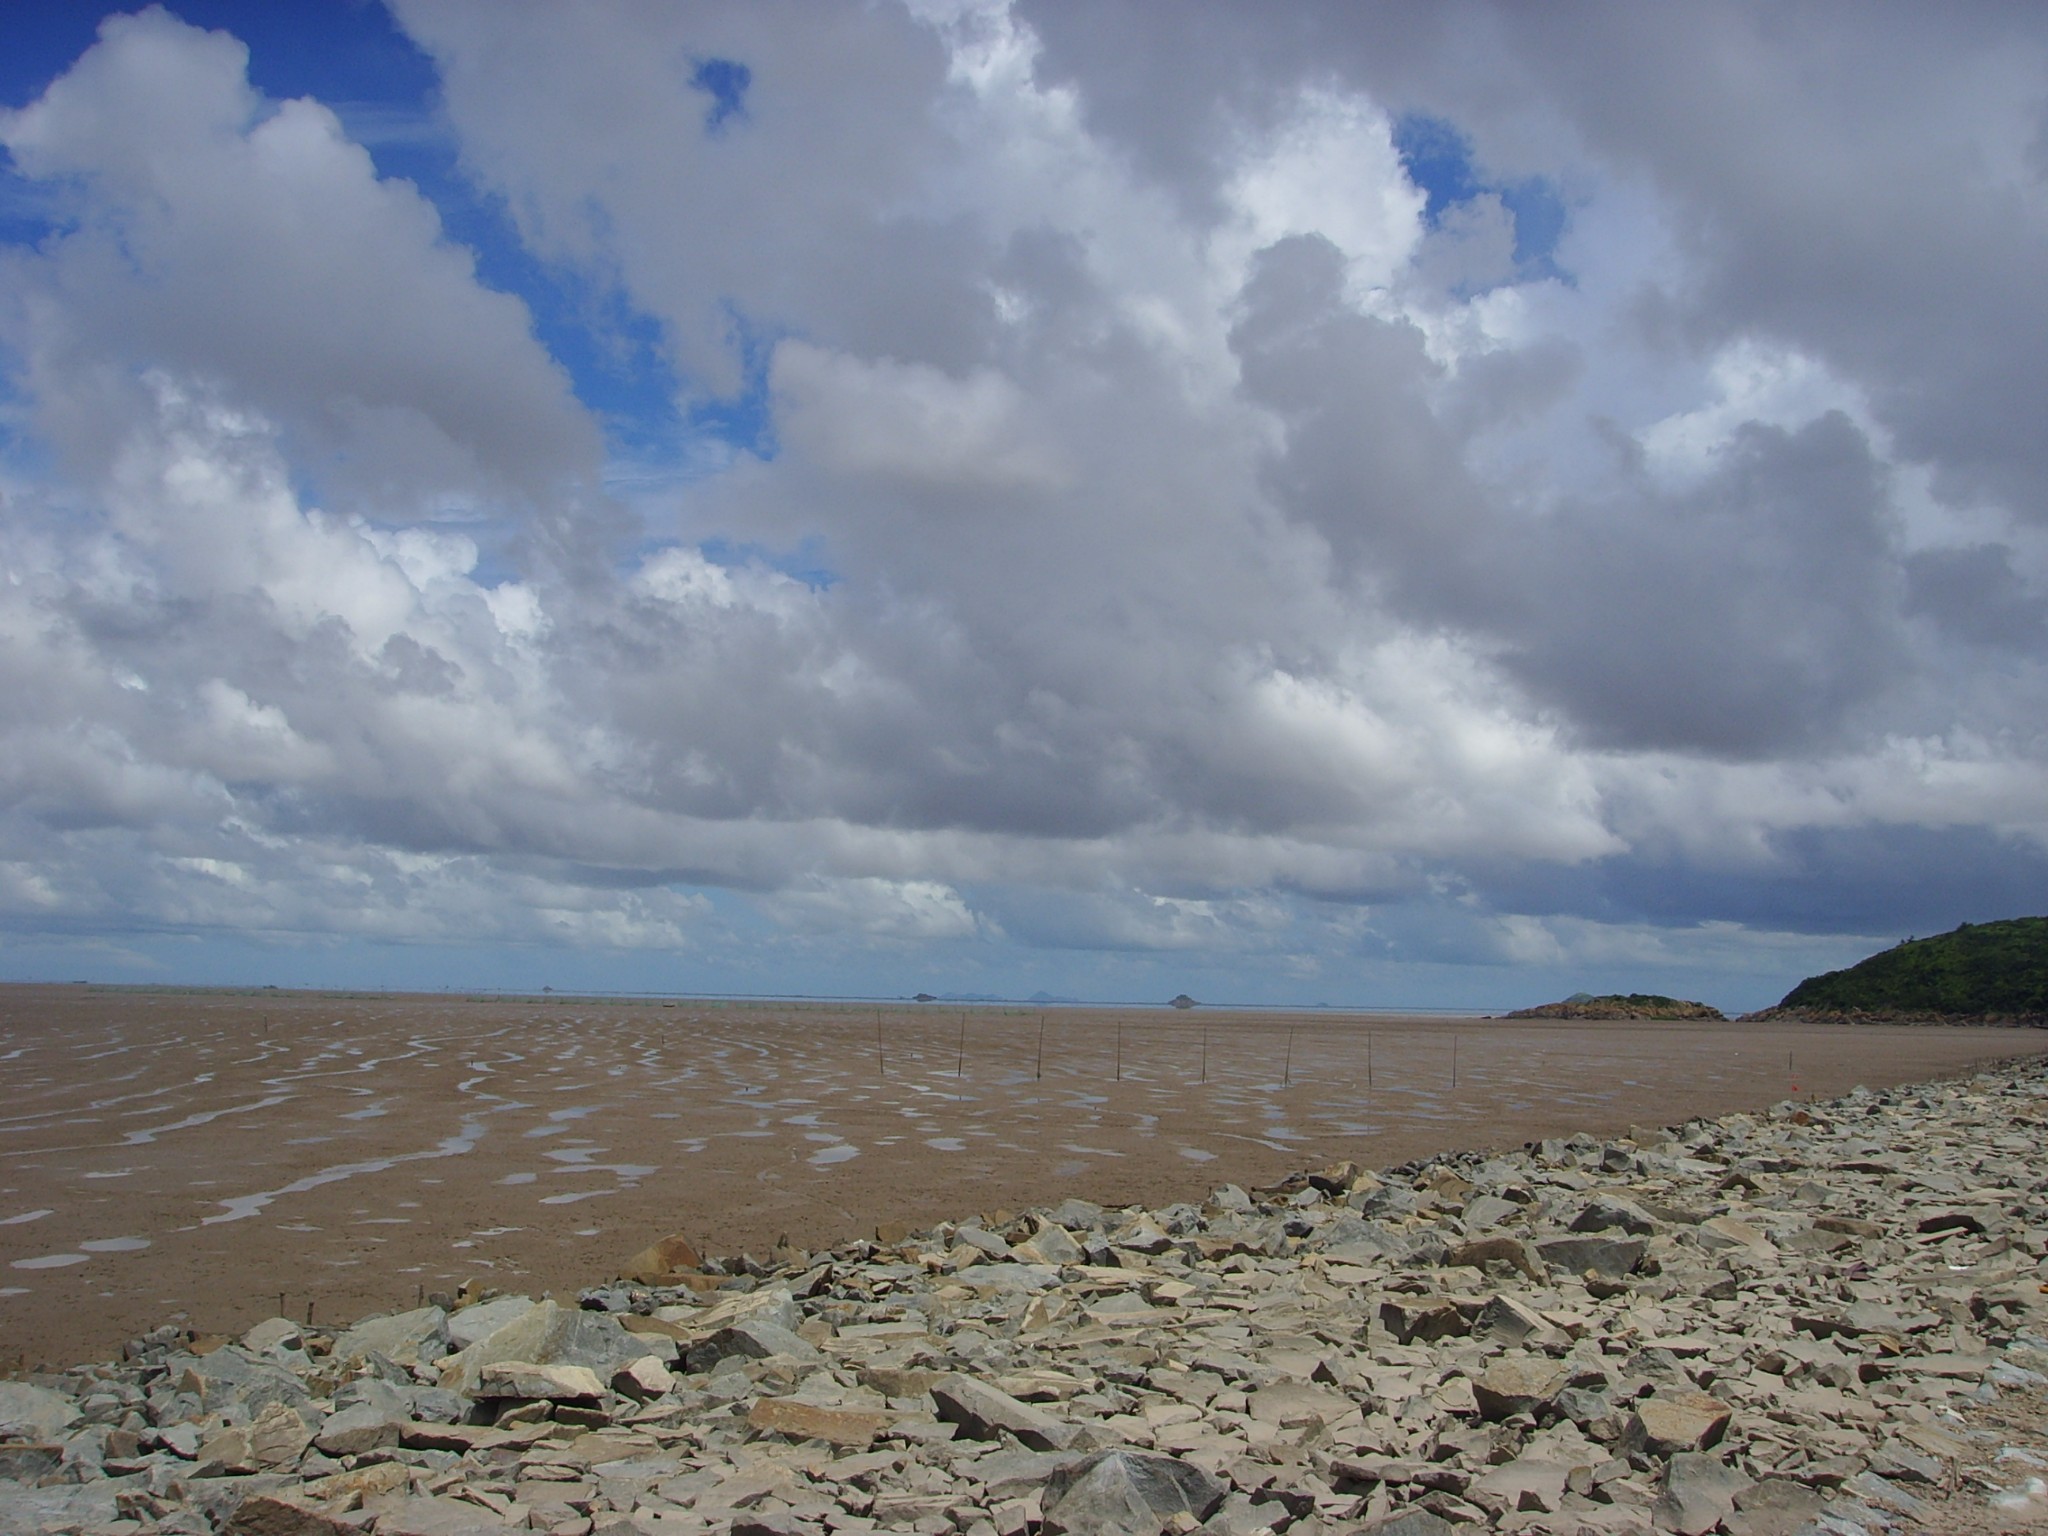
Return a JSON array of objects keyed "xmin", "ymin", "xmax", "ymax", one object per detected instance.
[
  {"xmin": 690, "ymin": 57, "xmax": 751, "ymax": 134},
  {"xmin": 1393, "ymin": 112, "xmax": 1569, "ymax": 283}
]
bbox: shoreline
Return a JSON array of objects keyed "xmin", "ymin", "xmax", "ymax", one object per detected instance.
[{"xmin": 4, "ymin": 1051, "xmax": 2048, "ymax": 1532}]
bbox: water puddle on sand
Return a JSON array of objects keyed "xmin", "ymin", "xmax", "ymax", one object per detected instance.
[
  {"xmin": 200, "ymin": 1118, "xmax": 487, "ymax": 1225},
  {"xmin": 78, "ymin": 1237, "xmax": 149, "ymax": 1252},
  {"xmin": 12, "ymin": 1253, "xmax": 87, "ymax": 1269},
  {"xmin": 0, "ymin": 1209, "xmax": 53, "ymax": 1226},
  {"xmin": 1177, "ymin": 1147, "xmax": 1217, "ymax": 1162},
  {"xmin": 808, "ymin": 1143, "xmax": 860, "ymax": 1167}
]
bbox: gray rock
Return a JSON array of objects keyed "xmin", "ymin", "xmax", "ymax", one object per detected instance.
[
  {"xmin": 1040, "ymin": 1449, "xmax": 1228, "ymax": 1536},
  {"xmin": 331, "ymin": 1305, "xmax": 449, "ymax": 1368},
  {"xmin": 314, "ymin": 1399, "xmax": 405, "ymax": 1456},
  {"xmin": 1356, "ymin": 1511, "xmax": 1456, "ymax": 1536},
  {"xmin": 444, "ymin": 1294, "xmax": 540, "ymax": 1351},
  {"xmin": 0, "ymin": 1381, "xmax": 80, "ymax": 1441},
  {"xmin": 440, "ymin": 1299, "xmax": 646, "ymax": 1395},
  {"xmin": 1653, "ymin": 1452, "xmax": 1752, "ymax": 1536},
  {"xmin": 171, "ymin": 1346, "xmax": 312, "ymax": 1415},
  {"xmin": 1723, "ymin": 1477, "xmax": 1830, "ymax": 1536},
  {"xmin": 933, "ymin": 1374, "xmax": 1087, "ymax": 1452},
  {"xmin": 688, "ymin": 1319, "xmax": 824, "ymax": 1370},
  {"xmin": 1570, "ymin": 1195, "xmax": 1657, "ymax": 1235},
  {"xmin": 1047, "ymin": 1199, "xmax": 1107, "ymax": 1231}
]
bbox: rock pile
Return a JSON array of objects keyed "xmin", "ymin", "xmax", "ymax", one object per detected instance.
[{"xmin": 8, "ymin": 1060, "xmax": 2048, "ymax": 1536}]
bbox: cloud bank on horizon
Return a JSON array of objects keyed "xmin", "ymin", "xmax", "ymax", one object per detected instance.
[{"xmin": 1, "ymin": 1, "xmax": 2044, "ymax": 1008}]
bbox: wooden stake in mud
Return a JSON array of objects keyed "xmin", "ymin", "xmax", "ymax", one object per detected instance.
[
  {"xmin": 1367, "ymin": 1030, "xmax": 1374, "ymax": 1089},
  {"xmin": 1036, "ymin": 1014, "xmax": 1045, "ymax": 1080},
  {"xmin": 876, "ymin": 1011, "xmax": 886, "ymax": 1078},
  {"xmin": 1116, "ymin": 1025, "xmax": 1123, "ymax": 1083},
  {"xmin": 1201, "ymin": 1027, "xmax": 1208, "ymax": 1084},
  {"xmin": 957, "ymin": 1012, "xmax": 967, "ymax": 1078},
  {"xmin": 1452, "ymin": 1034, "xmax": 1459, "ymax": 1091},
  {"xmin": 1284, "ymin": 1029, "xmax": 1294, "ymax": 1087}
]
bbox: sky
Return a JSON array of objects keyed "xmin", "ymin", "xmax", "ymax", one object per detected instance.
[{"xmin": 1, "ymin": 2, "xmax": 2045, "ymax": 1011}]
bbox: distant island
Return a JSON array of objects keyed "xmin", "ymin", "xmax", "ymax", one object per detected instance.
[
  {"xmin": 1506, "ymin": 992, "xmax": 1725, "ymax": 1020},
  {"xmin": 1750, "ymin": 916, "xmax": 2048, "ymax": 1023}
]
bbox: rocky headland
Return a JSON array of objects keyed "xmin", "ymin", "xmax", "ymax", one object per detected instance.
[
  {"xmin": 1750, "ymin": 918, "xmax": 2048, "ymax": 1026},
  {"xmin": 1504, "ymin": 996, "xmax": 1726, "ymax": 1022},
  {"xmin": 7, "ymin": 1061, "xmax": 2048, "ymax": 1536}
]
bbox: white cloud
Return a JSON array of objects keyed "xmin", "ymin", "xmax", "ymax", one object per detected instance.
[{"xmin": 0, "ymin": 2, "xmax": 2044, "ymax": 998}]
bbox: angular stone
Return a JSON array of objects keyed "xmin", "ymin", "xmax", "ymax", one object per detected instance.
[
  {"xmin": 1047, "ymin": 1199, "xmax": 1107, "ymax": 1230},
  {"xmin": 1571, "ymin": 1195, "xmax": 1657, "ymax": 1235},
  {"xmin": 366, "ymin": 1494, "xmax": 518, "ymax": 1536},
  {"xmin": 692, "ymin": 1318, "xmax": 825, "ymax": 1369},
  {"xmin": 932, "ymin": 1374, "xmax": 1086, "ymax": 1451},
  {"xmin": 1378, "ymin": 1295, "xmax": 1469, "ymax": 1344},
  {"xmin": 1467, "ymin": 1458, "xmax": 1569, "ymax": 1515},
  {"xmin": 614, "ymin": 1354, "xmax": 678, "ymax": 1399},
  {"xmin": 1040, "ymin": 1449, "xmax": 1227, "ymax": 1536},
  {"xmin": 1629, "ymin": 1392, "xmax": 1733, "ymax": 1456},
  {"xmin": 191, "ymin": 1424, "xmax": 259, "ymax": 1477},
  {"xmin": 0, "ymin": 1381, "xmax": 80, "ymax": 1441},
  {"xmin": 1473, "ymin": 1293, "xmax": 1567, "ymax": 1347},
  {"xmin": 246, "ymin": 1401, "xmax": 313, "ymax": 1466},
  {"xmin": 1109, "ymin": 1214, "xmax": 1173, "ymax": 1255},
  {"xmin": 444, "ymin": 1294, "xmax": 540, "ymax": 1351},
  {"xmin": 177, "ymin": 1346, "xmax": 313, "ymax": 1415},
  {"xmin": 1697, "ymin": 1216, "xmax": 1775, "ymax": 1257},
  {"xmin": 331, "ymin": 1305, "xmax": 449, "ymax": 1368},
  {"xmin": 315, "ymin": 1399, "xmax": 405, "ymax": 1456},
  {"xmin": 1652, "ymin": 1452, "xmax": 1751, "ymax": 1536},
  {"xmin": 747, "ymin": 1397, "xmax": 889, "ymax": 1448},
  {"xmin": 441, "ymin": 1299, "xmax": 650, "ymax": 1395},
  {"xmin": 1017, "ymin": 1218, "xmax": 1086, "ymax": 1266},
  {"xmin": 476, "ymin": 1360, "xmax": 607, "ymax": 1400},
  {"xmin": 226, "ymin": 1493, "xmax": 368, "ymax": 1536},
  {"xmin": 240, "ymin": 1318, "xmax": 307, "ymax": 1357},
  {"xmin": 1723, "ymin": 1477, "xmax": 1829, "ymax": 1536},
  {"xmin": 1472, "ymin": 1358, "xmax": 1567, "ymax": 1420},
  {"xmin": 1357, "ymin": 1511, "xmax": 1456, "ymax": 1536}
]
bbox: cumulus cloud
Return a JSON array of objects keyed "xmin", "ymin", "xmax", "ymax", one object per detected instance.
[{"xmin": 0, "ymin": 2, "xmax": 2045, "ymax": 1007}]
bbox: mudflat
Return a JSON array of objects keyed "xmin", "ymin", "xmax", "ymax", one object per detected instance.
[{"xmin": 1, "ymin": 984, "xmax": 2042, "ymax": 1371}]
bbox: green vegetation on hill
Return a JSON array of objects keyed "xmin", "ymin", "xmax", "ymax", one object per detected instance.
[
  {"xmin": 1777, "ymin": 917, "xmax": 2048, "ymax": 1017},
  {"xmin": 1505, "ymin": 993, "xmax": 1724, "ymax": 1020}
]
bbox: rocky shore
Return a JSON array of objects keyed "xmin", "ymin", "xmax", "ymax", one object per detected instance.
[{"xmin": 8, "ymin": 1061, "xmax": 2048, "ymax": 1536}]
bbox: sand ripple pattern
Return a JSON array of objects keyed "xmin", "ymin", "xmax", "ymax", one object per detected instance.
[{"xmin": 0, "ymin": 985, "xmax": 2040, "ymax": 1372}]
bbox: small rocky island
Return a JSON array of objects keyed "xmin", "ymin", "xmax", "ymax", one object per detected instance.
[
  {"xmin": 1749, "ymin": 915, "xmax": 2048, "ymax": 1024},
  {"xmin": 1504, "ymin": 993, "xmax": 1726, "ymax": 1021}
]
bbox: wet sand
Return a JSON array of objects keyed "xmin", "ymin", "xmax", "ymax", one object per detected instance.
[{"xmin": 1, "ymin": 983, "xmax": 2043, "ymax": 1372}]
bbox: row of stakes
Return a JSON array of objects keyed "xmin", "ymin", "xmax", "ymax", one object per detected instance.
[{"xmin": 870, "ymin": 1013, "xmax": 1803, "ymax": 1097}]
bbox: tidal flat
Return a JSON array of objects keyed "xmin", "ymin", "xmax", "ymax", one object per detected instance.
[{"xmin": 1, "ymin": 984, "xmax": 2043, "ymax": 1371}]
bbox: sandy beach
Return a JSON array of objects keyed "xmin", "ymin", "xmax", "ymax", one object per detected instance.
[{"xmin": 2, "ymin": 984, "xmax": 2043, "ymax": 1372}]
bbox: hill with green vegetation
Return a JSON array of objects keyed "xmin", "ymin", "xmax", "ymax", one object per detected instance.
[
  {"xmin": 1505, "ymin": 993, "xmax": 1724, "ymax": 1020},
  {"xmin": 1761, "ymin": 917, "xmax": 2048, "ymax": 1021}
]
